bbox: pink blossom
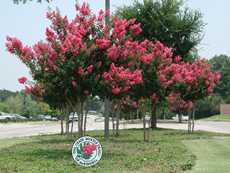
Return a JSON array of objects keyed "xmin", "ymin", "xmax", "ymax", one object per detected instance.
[
  {"xmin": 107, "ymin": 45, "xmax": 119, "ymax": 61},
  {"xmin": 78, "ymin": 67, "xmax": 85, "ymax": 76},
  {"xmin": 25, "ymin": 86, "xmax": 32, "ymax": 94},
  {"xmin": 98, "ymin": 9, "xmax": 104, "ymax": 21},
  {"xmin": 87, "ymin": 65, "xmax": 94, "ymax": 73},
  {"xmin": 76, "ymin": 2, "xmax": 90, "ymax": 16},
  {"xmin": 175, "ymin": 55, "xmax": 181, "ymax": 62},
  {"xmin": 18, "ymin": 77, "xmax": 27, "ymax": 84},
  {"xmin": 46, "ymin": 28, "xmax": 56, "ymax": 41},
  {"xmin": 71, "ymin": 81, "xmax": 77, "ymax": 88},
  {"xmin": 6, "ymin": 36, "xmax": 23, "ymax": 53},
  {"xmin": 140, "ymin": 54, "xmax": 153, "ymax": 63},
  {"xmin": 112, "ymin": 86, "xmax": 121, "ymax": 94},
  {"xmin": 129, "ymin": 23, "xmax": 142, "ymax": 34},
  {"xmin": 96, "ymin": 38, "xmax": 111, "ymax": 48}
]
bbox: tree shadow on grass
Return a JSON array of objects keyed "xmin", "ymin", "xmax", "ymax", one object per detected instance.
[{"xmin": 24, "ymin": 148, "xmax": 71, "ymax": 160}]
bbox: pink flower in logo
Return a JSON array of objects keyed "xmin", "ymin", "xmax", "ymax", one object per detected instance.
[{"xmin": 83, "ymin": 144, "xmax": 97, "ymax": 155}]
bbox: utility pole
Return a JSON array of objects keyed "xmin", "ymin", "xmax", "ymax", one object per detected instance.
[
  {"xmin": 104, "ymin": 0, "xmax": 110, "ymax": 140},
  {"xmin": 105, "ymin": 0, "xmax": 110, "ymax": 24}
]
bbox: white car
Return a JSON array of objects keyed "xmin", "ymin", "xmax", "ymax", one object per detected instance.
[
  {"xmin": 172, "ymin": 114, "xmax": 189, "ymax": 121},
  {"xmin": 11, "ymin": 114, "xmax": 27, "ymax": 120},
  {"xmin": 0, "ymin": 114, "xmax": 16, "ymax": 120}
]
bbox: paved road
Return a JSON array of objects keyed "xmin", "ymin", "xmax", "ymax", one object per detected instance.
[
  {"xmin": 158, "ymin": 120, "xmax": 230, "ymax": 134},
  {"xmin": 0, "ymin": 118, "xmax": 230, "ymax": 139}
]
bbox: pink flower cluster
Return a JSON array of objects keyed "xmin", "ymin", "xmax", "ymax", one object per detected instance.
[
  {"xmin": 96, "ymin": 38, "xmax": 111, "ymax": 49},
  {"xmin": 77, "ymin": 64, "xmax": 94, "ymax": 76},
  {"xmin": 112, "ymin": 17, "xmax": 142, "ymax": 39},
  {"xmin": 6, "ymin": 36, "xmax": 33, "ymax": 62},
  {"xmin": 166, "ymin": 92, "xmax": 193, "ymax": 112},
  {"xmin": 121, "ymin": 96, "xmax": 139, "ymax": 109},
  {"xmin": 103, "ymin": 63, "xmax": 143, "ymax": 94},
  {"xmin": 83, "ymin": 143, "xmax": 97, "ymax": 155},
  {"xmin": 75, "ymin": 2, "xmax": 90, "ymax": 16},
  {"xmin": 159, "ymin": 59, "xmax": 221, "ymax": 94}
]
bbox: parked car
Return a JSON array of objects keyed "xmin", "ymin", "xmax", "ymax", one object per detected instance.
[
  {"xmin": 0, "ymin": 114, "xmax": 16, "ymax": 120},
  {"xmin": 11, "ymin": 114, "xmax": 27, "ymax": 120},
  {"xmin": 172, "ymin": 114, "xmax": 189, "ymax": 121},
  {"xmin": 0, "ymin": 113, "xmax": 27, "ymax": 121},
  {"xmin": 88, "ymin": 110, "xmax": 98, "ymax": 115},
  {"xmin": 35, "ymin": 114, "xmax": 57, "ymax": 121}
]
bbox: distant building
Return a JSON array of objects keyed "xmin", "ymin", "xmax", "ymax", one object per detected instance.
[{"xmin": 220, "ymin": 104, "xmax": 230, "ymax": 115}]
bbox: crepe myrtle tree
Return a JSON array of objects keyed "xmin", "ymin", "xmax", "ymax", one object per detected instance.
[
  {"xmin": 159, "ymin": 58, "xmax": 220, "ymax": 132},
  {"xmin": 6, "ymin": 2, "xmax": 104, "ymax": 136},
  {"xmin": 123, "ymin": 40, "xmax": 175, "ymax": 129},
  {"xmin": 6, "ymin": 2, "xmax": 145, "ymax": 138},
  {"xmin": 138, "ymin": 40, "xmax": 174, "ymax": 129}
]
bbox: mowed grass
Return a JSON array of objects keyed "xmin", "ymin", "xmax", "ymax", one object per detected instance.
[
  {"xmin": 0, "ymin": 129, "xmax": 228, "ymax": 173},
  {"xmin": 204, "ymin": 114, "xmax": 230, "ymax": 121},
  {"xmin": 184, "ymin": 137, "xmax": 230, "ymax": 173}
]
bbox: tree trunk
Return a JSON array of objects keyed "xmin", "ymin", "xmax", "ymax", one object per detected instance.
[
  {"xmin": 143, "ymin": 114, "xmax": 146, "ymax": 141},
  {"xmin": 83, "ymin": 106, "xmax": 89, "ymax": 136},
  {"xmin": 60, "ymin": 115, "xmax": 64, "ymax": 135},
  {"xmin": 70, "ymin": 117, "xmax": 74, "ymax": 134},
  {"xmin": 104, "ymin": 98, "xmax": 110, "ymax": 140},
  {"xmin": 188, "ymin": 109, "xmax": 192, "ymax": 133},
  {"xmin": 112, "ymin": 111, "xmax": 115, "ymax": 136},
  {"xmin": 192, "ymin": 106, "xmax": 195, "ymax": 132},
  {"xmin": 115, "ymin": 108, "xmax": 120, "ymax": 137},
  {"xmin": 178, "ymin": 113, "xmax": 182, "ymax": 123},
  {"xmin": 76, "ymin": 102, "xmax": 84, "ymax": 137},
  {"xmin": 150, "ymin": 103, "xmax": 157, "ymax": 129},
  {"xmin": 65, "ymin": 110, "xmax": 69, "ymax": 134},
  {"xmin": 162, "ymin": 108, "xmax": 165, "ymax": 120}
]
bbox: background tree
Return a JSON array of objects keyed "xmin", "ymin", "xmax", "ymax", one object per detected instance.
[
  {"xmin": 0, "ymin": 90, "xmax": 17, "ymax": 102},
  {"xmin": 116, "ymin": 0, "xmax": 204, "ymax": 61},
  {"xmin": 195, "ymin": 95, "xmax": 222, "ymax": 119},
  {"xmin": 0, "ymin": 90, "xmax": 51, "ymax": 118},
  {"xmin": 210, "ymin": 55, "xmax": 230, "ymax": 100}
]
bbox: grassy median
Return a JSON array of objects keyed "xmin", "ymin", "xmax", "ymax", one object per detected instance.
[{"xmin": 0, "ymin": 129, "xmax": 228, "ymax": 173}]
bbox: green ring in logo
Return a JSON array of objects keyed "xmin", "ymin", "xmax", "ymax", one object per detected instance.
[{"xmin": 72, "ymin": 136, "xmax": 102, "ymax": 167}]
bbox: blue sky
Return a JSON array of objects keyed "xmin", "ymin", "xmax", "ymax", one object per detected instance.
[{"xmin": 0, "ymin": 0, "xmax": 230, "ymax": 91}]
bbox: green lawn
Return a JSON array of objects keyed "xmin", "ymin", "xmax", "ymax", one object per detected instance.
[
  {"xmin": 204, "ymin": 114, "xmax": 230, "ymax": 121},
  {"xmin": 184, "ymin": 137, "xmax": 230, "ymax": 173},
  {"xmin": 0, "ymin": 129, "xmax": 228, "ymax": 173}
]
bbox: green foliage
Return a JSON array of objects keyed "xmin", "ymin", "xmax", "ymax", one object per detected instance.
[
  {"xmin": 209, "ymin": 54, "xmax": 230, "ymax": 99},
  {"xmin": 116, "ymin": 0, "xmax": 204, "ymax": 60},
  {"xmin": 4, "ymin": 94, "xmax": 23, "ymax": 114},
  {"xmin": 0, "ymin": 102, "xmax": 8, "ymax": 113},
  {"xmin": 195, "ymin": 95, "xmax": 222, "ymax": 119},
  {"xmin": 0, "ymin": 89, "xmax": 17, "ymax": 102},
  {"xmin": 0, "ymin": 129, "xmax": 225, "ymax": 173},
  {"xmin": 0, "ymin": 89, "xmax": 52, "ymax": 118},
  {"xmin": 86, "ymin": 96, "xmax": 103, "ymax": 112}
]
